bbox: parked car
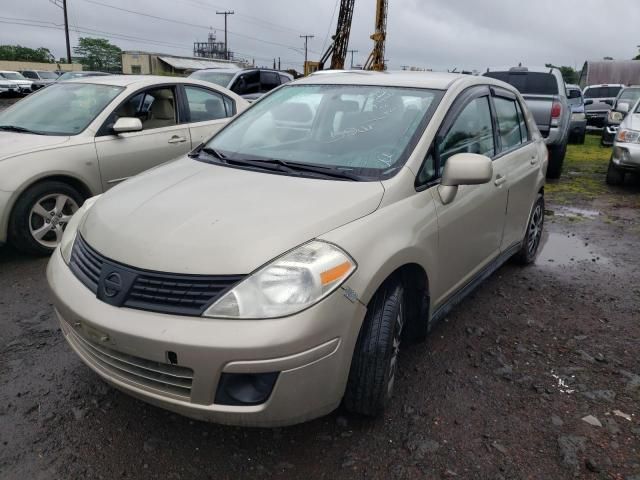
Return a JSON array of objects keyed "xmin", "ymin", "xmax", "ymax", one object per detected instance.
[
  {"xmin": 0, "ymin": 75, "xmax": 249, "ymax": 255},
  {"xmin": 47, "ymin": 71, "xmax": 547, "ymax": 427},
  {"xmin": 484, "ymin": 66, "xmax": 570, "ymax": 178},
  {"xmin": 606, "ymin": 98, "xmax": 640, "ymax": 185},
  {"xmin": 566, "ymin": 84, "xmax": 587, "ymax": 144},
  {"xmin": 583, "ymin": 84, "xmax": 624, "ymax": 128},
  {"xmin": 56, "ymin": 71, "xmax": 110, "ymax": 82},
  {"xmin": 19, "ymin": 70, "xmax": 60, "ymax": 90},
  {"xmin": 189, "ymin": 68, "xmax": 294, "ymax": 101},
  {"xmin": 601, "ymin": 86, "xmax": 640, "ymax": 146},
  {"xmin": 0, "ymin": 70, "xmax": 33, "ymax": 94}
]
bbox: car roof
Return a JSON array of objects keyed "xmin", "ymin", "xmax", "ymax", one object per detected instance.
[
  {"xmin": 0, "ymin": 70, "xmax": 21, "ymax": 74},
  {"xmin": 485, "ymin": 66, "xmax": 558, "ymax": 74},
  {"xmin": 584, "ymin": 84, "xmax": 625, "ymax": 88},
  {"xmin": 64, "ymin": 74, "xmax": 238, "ymax": 90},
  {"xmin": 293, "ymin": 70, "xmax": 476, "ymax": 90},
  {"xmin": 193, "ymin": 68, "xmax": 240, "ymax": 74}
]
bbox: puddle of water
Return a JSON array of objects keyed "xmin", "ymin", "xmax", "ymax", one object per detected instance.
[
  {"xmin": 551, "ymin": 206, "xmax": 601, "ymax": 219},
  {"xmin": 536, "ymin": 232, "xmax": 610, "ymax": 267}
]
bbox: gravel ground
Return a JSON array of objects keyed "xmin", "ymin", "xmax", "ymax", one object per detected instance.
[{"xmin": 0, "ymin": 116, "xmax": 639, "ymax": 479}]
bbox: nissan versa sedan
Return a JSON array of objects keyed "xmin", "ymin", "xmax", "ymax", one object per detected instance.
[
  {"xmin": 0, "ymin": 75, "xmax": 248, "ymax": 255},
  {"xmin": 47, "ymin": 71, "xmax": 547, "ymax": 427}
]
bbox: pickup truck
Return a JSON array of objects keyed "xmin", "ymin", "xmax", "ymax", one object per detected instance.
[
  {"xmin": 483, "ymin": 66, "xmax": 570, "ymax": 179},
  {"xmin": 583, "ymin": 84, "xmax": 624, "ymax": 128}
]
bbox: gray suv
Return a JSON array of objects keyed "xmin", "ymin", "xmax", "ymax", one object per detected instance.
[
  {"xmin": 189, "ymin": 68, "xmax": 294, "ymax": 101},
  {"xmin": 484, "ymin": 67, "xmax": 571, "ymax": 179}
]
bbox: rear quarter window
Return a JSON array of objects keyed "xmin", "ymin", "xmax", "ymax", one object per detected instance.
[{"xmin": 484, "ymin": 72, "xmax": 559, "ymax": 95}]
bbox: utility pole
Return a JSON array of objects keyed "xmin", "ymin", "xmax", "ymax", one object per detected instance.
[
  {"xmin": 63, "ymin": 0, "xmax": 71, "ymax": 63},
  {"xmin": 348, "ymin": 49, "xmax": 358, "ymax": 69},
  {"xmin": 278, "ymin": 57, "xmax": 281, "ymax": 70},
  {"xmin": 300, "ymin": 34, "xmax": 314, "ymax": 67},
  {"xmin": 216, "ymin": 10, "xmax": 234, "ymax": 60}
]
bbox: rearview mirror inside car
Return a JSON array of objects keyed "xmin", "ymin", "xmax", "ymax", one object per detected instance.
[
  {"xmin": 438, "ymin": 153, "xmax": 494, "ymax": 204},
  {"xmin": 113, "ymin": 117, "xmax": 143, "ymax": 134}
]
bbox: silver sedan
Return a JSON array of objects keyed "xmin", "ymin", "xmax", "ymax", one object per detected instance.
[{"xmin": 607, "ymin": 98, "xmax": 640, "ymax": 185}]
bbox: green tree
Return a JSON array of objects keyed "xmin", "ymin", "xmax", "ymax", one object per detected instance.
[
  {"xmin": 545, "ymin": 64, "xmax": 578, "ymax": 84},
  {"xmin": 73, "ymin": 37, "xmax": 122, "ymax": 72},
  {"xmin": 0, "ymin": 45, "xmax": 54, "ymax": 63}
]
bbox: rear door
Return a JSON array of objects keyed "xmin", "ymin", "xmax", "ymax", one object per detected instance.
[
  {"xmin": 94, "ymin": 85, "xmax": 192, "ymax": 190},
  {"xmin": 490, "ymin": 88, "xmax": 541, "ymax": 250},
  {"xmin": 425, "ymin": 86, "xmax": 509, "ymax": 306},
  {"xmin": 181, "ymin": 84, "xmax": 237, "ymax": 146}
]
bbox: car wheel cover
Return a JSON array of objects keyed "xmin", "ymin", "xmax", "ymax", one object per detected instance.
[
  {"xmin": 386, "ymin": 300, "xmax": 404, "ymax": 399},
  {"xmin": 527, "ymin": 203, "xmax": 543, "ymax": 256},
  {"xmin": 28, "ymin": 193, "xmax": 79, "ymax": 248}
]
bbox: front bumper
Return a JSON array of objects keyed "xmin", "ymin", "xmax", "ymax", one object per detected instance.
[
  {"xmin": 47, "ymin": 249, "xmax": 367, "ymax": 427},
  {"xmin": 586, "ymin": 111, "xmax": 608, "ymax": 128},
  {"xmin": 611, "ymin": 143, "xmax": 640, "ymax": 171}
]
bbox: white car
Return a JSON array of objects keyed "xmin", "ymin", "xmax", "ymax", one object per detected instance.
[
  {"xmin": 0, "ymin": 75, "xmax": 249, "ymax": 254},
  {"xmin": 0, "ymin": 70, "xmax": 33, "ymax": 94}
]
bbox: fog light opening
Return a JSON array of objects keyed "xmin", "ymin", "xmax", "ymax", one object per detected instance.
[
  {"xmin": 167, "ymin": 351, "xmax": 178, "ymax": 365},
  {"xmin": 215, "ymin": 372, "xmax": 279, "ymax": 406}
]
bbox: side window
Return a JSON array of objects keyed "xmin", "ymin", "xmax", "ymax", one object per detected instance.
[
  {"xmin": 22, "ymin": 71, "xmax": 37, "ymax": 79},
  {"xmin": 438, "ymin": 96, "xmax": 495, "ymax": 167},
  {"xmin": 260, "ymin": 72, "xmax": 280, "ymax": 92},
  {"xmin": 279, "ymin": 74, "xmax": 291, "ymax": 85},
  {"xmin": 515, "ymin": 100, "xmax": 529, "ymax": 142},
  {"xmin": 493, "ymin": 96, "xmax": 522, "ymax": 151},
  {"xmin": 232, "ymin": 71, "xmax": 259, "ymax": 95},
  {"xmin": 112, "ymin": 87, "xmax": 177, "ymax": 131},
  {"xmin": 223, "ymin": 96, "xmax": 235, "ymax": 116},
  {"xmin": 184, "ymin": 86, "xmax": 232, "ymax": 122}
]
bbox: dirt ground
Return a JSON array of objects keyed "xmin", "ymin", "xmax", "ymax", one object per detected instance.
[{"xmin": 1, "ymin": 107, "xmax": 639, "ymax": 479}]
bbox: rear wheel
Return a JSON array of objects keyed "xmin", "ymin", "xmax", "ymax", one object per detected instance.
[
  {"xmin": 605, "ymin": 160, "xmax": 625, "ymax": 186},
  {"xmin": 513, "ymin": 194, "xmax": 544, "ymax": 265},
  {"xmin": 344, "ymin": 278, "xmax": 405, "ymax": 416},
  {"xmin": 546, "ymin": 143, "xmax": 567, "ymax": 179},
  {"xmin": 9, "ymin": 181, "xmax": 83, "ymax": 255}
]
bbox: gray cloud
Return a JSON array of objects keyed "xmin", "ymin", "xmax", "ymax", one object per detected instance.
[{"xmin": 1, "ymin": 0, "xmax": 639, "ymax": 72}]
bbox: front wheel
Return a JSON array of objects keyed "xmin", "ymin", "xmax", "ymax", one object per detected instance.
[
  {"xmin": 605, "ymin": 161, "xmax": 625, "ymax": 186},
  {"xmin": 513, "ymin": 194, "xmax": 544, "ymax": 265},
  {"xmin": 344, "ymin": 279, "xmax": 405, "ymax": 416},
  {"xmin": 8, "ymin": 181, "xmax": 83, "ymax": 255}
]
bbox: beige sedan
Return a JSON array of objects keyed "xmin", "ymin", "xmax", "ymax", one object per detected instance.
[
  {"xmin": 0, "ymin": 75, "xmax": 248, "ymax": 254},
  {"xmin": 48, "ymin": 71, "xmax": 547, "ymax": 426}
]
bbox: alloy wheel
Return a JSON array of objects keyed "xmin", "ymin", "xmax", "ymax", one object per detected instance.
[
  {"xmin": 527, "ymin": 204, "xmax": 543, "ymax": 256},
  {"xmin": 28, "ymin": 193, "xmax": 79, "ymax": 249}
]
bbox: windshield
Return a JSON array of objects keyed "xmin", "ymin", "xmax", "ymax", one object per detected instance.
[
  {"xmin": 1, "ymin": 72, "xmax": 27, "ymax": 81},
  {"xmin": 37, "ymin": 71, "xmax": 59, "ymax": 79},
  {"xmin": 584, "ymin": 86, "xmax": 622, "ymax": 99},
  {"xmin": 0, "ymin": 83, "xmax": 123, "ymax": 135},
  {"xmin": 484, "ymin": 72, "xmax": 558, "ymax": 95},
  {"xmin": 204, "ymin": 84, "xmax": 443, "ymax": 180},
  {"xmin": 617, "ymin": 88, "xmax": 640, "ymax": 107},
  {"xmin": 190, "ymin": 71, "xmax": 236, "ymax": 87}
]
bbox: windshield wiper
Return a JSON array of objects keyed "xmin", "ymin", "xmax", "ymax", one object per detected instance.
[
  {"xmin": 230, "ymin": 157, "xmax": 361, "ymax": 181},
  {"xmin": 0, "ymin": 125, "xmax": 45, "ymax": 135}
]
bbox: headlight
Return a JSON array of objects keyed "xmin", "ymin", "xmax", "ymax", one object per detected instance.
[
  {"xmin": 608, "ymin": 111, "xmax": 624, "ymax": 123},
  {"xmin": 59, "ymin": 195, "xmax": 101, "ymax": 264},
  {"xmin": 616, "ymin": 129, "xmax": 640, "ymax": 144},
  {"xmin": 203, "ymin": 241, "xmax": 356, "ymax": 319},
  {"xmin": 571, "ymin": 112, "xmax": 585, "ymax": 121}
]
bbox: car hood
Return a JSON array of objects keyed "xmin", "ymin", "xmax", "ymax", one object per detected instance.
[
  {"xmin": 620, "ymin": 113, "xmax": 640, "ymax": 131},
  {"xmin": 81, "ymin": 158, "xmax": 385, "ymax": 274},
  {"xmin": 0, "ymin": 132, "xmax": 70, "ymax": 161}
]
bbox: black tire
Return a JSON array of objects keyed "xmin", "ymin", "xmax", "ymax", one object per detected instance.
[
  {"xmin": 577, "ymin": 130, "xmax": 586, "ymax": 145},
  {"xmin": 605, "ymin": 160, "xmax": 624, "ymax": 186},
  {"xmin": 8, "ymin": 181, "xmax": 84, "ymax": 256},
  {"xmin": 546, "ymin": 143, "xmax": 567, "ymax": 179},
  {"xmin": 513, "ymin": 194, "xmax": 544, "ymax": 265},
  {"xmin": 344, "ymin": 278, "xmax": 405, "ymax": 416}
]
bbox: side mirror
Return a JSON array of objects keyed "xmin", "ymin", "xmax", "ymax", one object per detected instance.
[
  {"xmin": 584, "ymin": 99, "xmax": 594, "ymax": 106},
  {"xmin": 617, "ymin": 102, "xmax": 630, "ymax": 114},
  {"xmin": 438, "ymin": 153, "xmax": 493, "ymax": 205},
  {"xmin": 113, "ymin": 117, "xmax": 142, "ymax": 134}
]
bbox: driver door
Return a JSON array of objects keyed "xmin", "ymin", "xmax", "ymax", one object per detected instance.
[
  {"xmin": 426, "ymin": 87, "xmax": 509, "ymax": 307},
  {"xmin": 94, "ymin": 85, "xmax": 192, "ymax": 190}
]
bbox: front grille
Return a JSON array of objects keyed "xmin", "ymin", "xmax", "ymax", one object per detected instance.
[
  {"xmin": 67, "ymin": 326, "xmax": 193, "ymax": 399},
  {"xmin": 70, "ymin": 235, "xmax": 245, "ymax": 316}
]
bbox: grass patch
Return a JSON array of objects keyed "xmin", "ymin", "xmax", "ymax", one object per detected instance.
[{"xmin": 546, "ymin": 133, "xmax": 611, "ymax": 204}]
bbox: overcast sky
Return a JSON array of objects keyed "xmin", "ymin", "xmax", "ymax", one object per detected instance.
[{"xmin": 1, "ymin": 0, "xmax": 639, "ymax": 72}]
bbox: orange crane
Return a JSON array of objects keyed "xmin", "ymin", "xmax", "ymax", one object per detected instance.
[{"xmin": 314, "ymin": 0, "xmax": 388, "ymax": 73}]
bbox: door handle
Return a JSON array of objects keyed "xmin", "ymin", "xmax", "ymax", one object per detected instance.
[
  {"xmin": 494, "ymin": 174, "xmax": 507, "ymax": 187},
  {"xmin": 168, "ymin": 135, "xmax": 187, "ymax": 144}
]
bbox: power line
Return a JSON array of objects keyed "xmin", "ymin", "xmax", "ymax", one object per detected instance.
[{"xmin": 321, "ymin": 0, "xmax": 340, "ymax": 53}]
